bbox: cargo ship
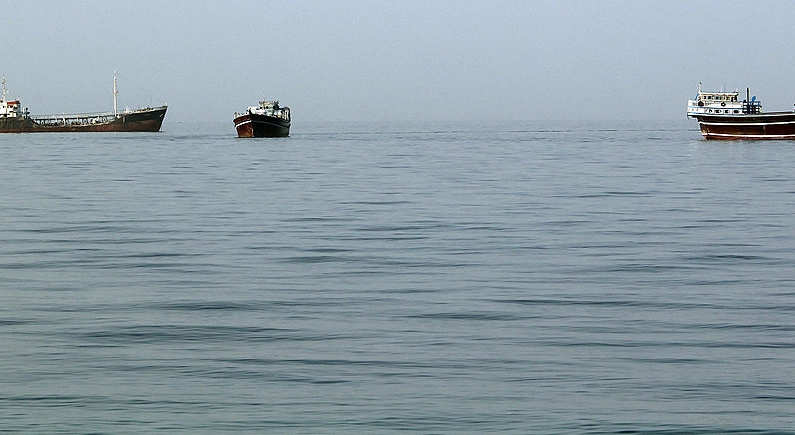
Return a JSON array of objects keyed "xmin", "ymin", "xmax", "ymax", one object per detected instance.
[
  {"xmin": 687, "ymin": 82, "xmax": 795, "ymax": 140},
  {"xmin": 233, "ymin": 99, "xmax": 290, "ymax": 137},
  {"xmin": 0, "ymin": 75, "xmax": 166, "ymax": 133}
]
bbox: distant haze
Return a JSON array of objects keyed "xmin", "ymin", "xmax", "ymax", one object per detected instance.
[{"xmin": 4, "ymin": 1, "xmax": 795, "ymax": 122}]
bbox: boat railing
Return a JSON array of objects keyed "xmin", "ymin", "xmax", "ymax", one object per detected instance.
[
  {"xmin": 234, "ymin": 108, "xmax": 291, "ymax": 121},
  {"xmin": 28, "ymin": 105, "xmax": 162, "ymax": 123},
  {"xmin": 742, "ymin": 100, "xmax": 762, "ymax": 114},
  {"xmin": 29, "ymin": 111, "xmax": 120, "ymax": 126}
]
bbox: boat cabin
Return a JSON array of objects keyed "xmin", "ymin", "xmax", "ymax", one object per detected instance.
[
  {"xmin": 687, "ymin": 82, "xmax": 766, "ymax": 117},
  {"xmin": 0, "ymin": 77, "xmax": 26, "ymax": 118},
  {"xmin": 244, "ymin": 100, "xmax": 291, "ymax": 121},
  {"xmin": 686, "ymin": 83, "xmax": 745, "ymax": 116}
]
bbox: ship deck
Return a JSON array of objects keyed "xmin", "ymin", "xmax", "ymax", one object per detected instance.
[{"xmin": 29, "ymin": 107, "xmax": 162, "ymax": 127}]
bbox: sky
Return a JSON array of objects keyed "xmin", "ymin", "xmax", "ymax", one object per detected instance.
[{"xmin": 3, "ymin": 1, "xmax": 795, "ymax": 122}]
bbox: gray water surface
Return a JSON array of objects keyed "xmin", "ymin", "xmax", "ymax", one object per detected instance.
[{"xmin": 1, "ymin": 121, "xmax": 794, "ymax": 433}]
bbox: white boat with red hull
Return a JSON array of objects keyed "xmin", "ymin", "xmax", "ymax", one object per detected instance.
[{"xmin": 687, "ymin": 83, "xmax": 795, "ymax": 140}]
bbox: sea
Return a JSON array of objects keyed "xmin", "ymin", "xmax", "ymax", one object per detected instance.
[{"xmin": 1, "ymin": 120, "xmax": 794, "ymax": 433}]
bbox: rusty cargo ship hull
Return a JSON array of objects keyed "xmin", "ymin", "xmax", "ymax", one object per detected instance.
[
  {"xmin": 0, "ymin": 106, "xmax": 167, "ymax": 133},
  {"xmin": 692, "ymin": 111, "xmax": 795, "ymax": 140}
]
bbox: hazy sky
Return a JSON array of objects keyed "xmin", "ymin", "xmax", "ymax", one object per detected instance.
[{"xmin": 4, "ymin": 1, "xmax": 795, "ymax": 122}]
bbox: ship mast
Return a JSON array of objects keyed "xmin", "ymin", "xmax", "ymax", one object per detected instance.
[
  {"xmin": 1, "ymin": 76, "xmax": 6, "ymax": 103},
  {"xmin": 113, "ymin": 71, "xmax": 118, "ymax": 117}
]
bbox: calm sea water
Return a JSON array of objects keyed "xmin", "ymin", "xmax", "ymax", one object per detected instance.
[{"xmin": 1, "ymin": 120, "xmax": 794, "ymax": 433}]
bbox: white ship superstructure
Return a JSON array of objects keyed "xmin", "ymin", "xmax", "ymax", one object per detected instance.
[
  {"xmin": 0, "ymin": 77, "xmax": 26, "ymax": 118},
  {"xmin": 686, "ymin": 82, "xmax": 745, "ymax": 117},
  {"xmin": 242, "ymin": 100, "xmax": 290, "ymax": 120}
]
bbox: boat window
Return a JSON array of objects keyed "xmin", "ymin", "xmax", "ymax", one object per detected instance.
[{"xmin": 734, "ymin": 110, "xmax": 740, "ymax": 113}]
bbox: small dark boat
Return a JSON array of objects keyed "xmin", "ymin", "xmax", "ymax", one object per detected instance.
[
  {"xmin": 233, "ymin": 100, "xmax": 290, "ymax": 137},
  {"xmin": 687, "ymin": 83, "xmax": 795, "ymax": 140},
  {"xmin": 0, "ymin": 75, "xmax": 167, "ymax": 133}
]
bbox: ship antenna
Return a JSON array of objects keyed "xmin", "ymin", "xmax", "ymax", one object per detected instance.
[{"xmin": 113, "ymin": 71, "xmax": 118, "ymax": 117}]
